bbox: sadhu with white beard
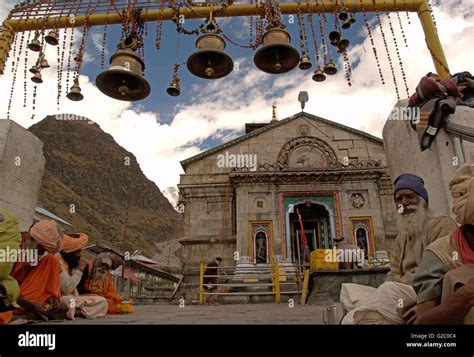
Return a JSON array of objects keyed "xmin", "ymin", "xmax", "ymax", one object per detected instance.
[
  {"xmin": 413, "ymin": 163, "xmax": 474, "ymax": 324},
  {"xmin": 340, "ymin": 173, "xmax": 457, "ymax": 324},
  {"xmin": 78, "ymin": 253, "xmax": 134, "ymax": 314}
]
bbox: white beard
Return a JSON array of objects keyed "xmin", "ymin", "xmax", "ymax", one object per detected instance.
[{"xmin": 396, "ymin": 200, "xmax": 428, "ymax": 237}]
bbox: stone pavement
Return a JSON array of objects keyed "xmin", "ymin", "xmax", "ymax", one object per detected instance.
[{"xmin": 40, "ymin": 304, "xmax": 326, "ymax": 324}]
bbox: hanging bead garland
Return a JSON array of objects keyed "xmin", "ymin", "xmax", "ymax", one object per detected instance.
[
  {"xmin": 372, "ymin": 0, "xmax": 399, "ymax": 99},
  {"xmin": 307, "ymin": 14, "xmax": 321, "ymax": 69},
  {"xmin": 361, "ymin": 1, "xmax": 385, "ymax": 85},
  {"xmin": 384, "ymin": 2, "xmax": 409, "ymax": 98}
]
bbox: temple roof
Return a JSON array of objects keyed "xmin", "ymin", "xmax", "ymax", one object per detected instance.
[{"xmin": 180, "ymin": 111, "xmax": 383, "ymax": 168}]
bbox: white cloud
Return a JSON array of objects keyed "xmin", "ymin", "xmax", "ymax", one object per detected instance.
[{"xmin": 0, "ymin": 1, "xmax": 472, "ymax": 209}]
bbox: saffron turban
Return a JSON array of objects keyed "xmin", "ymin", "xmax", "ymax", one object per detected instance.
[
  {"xmin": 449, "ymin": 163, "xmax": 474, "ymax": 225},
  {"xmin": 394, "ymin": 173, "xmax": 429, "ymax": 204},
  {"xmin": 63, "ymin": 233, "xmax": 89, "ymax": 253},
  {"xmin": 29, "ymin": 220, "xmax": 63, "ymax": 253}
]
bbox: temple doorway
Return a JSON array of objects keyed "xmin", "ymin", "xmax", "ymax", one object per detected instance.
[{"xmin": 289, "ymin": 202, "xmax": 331, "ymax": 267}]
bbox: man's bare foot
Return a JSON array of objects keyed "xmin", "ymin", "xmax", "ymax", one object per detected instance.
[{"xmin": 18, "ymin": 298, "xmax": 48, "ymax": 321}]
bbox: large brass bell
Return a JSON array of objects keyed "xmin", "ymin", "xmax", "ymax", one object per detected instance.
[
  {"xmin": 338, "ymin": 37, "xmax": 350, "ymax": 52},
  {"xmin": 167, "ymin": 78, "xmax": 181, "ymax": 97},
  {"xmin": 28, "ymin": 32, "xmax": 41, "ymax": 52},
  {"xmin": 67, "ymin": 78, "xmax": 84, "ymax": 101},
  {"xmin": 45, "ymin": 30, "xmax": 59, "ymax": 46},
  {"xmin": 298, "ymin": 54, "xmax": 312, "ymax": 70},
  {"xmin": 329, "ymin": 31, "xmax": 341, "ymax": 47},
  {"xmin": 312, "ymin": 67, "xmax": 326, "ymax": 82},
  {"xmin": 96, "ymin": 37, "xmax": 151, "ymax": 101},
  {"xmin": 186, "ymin": 33, "xmax": 234, "ymax": 79},
  {"xmin": 254, "ymin": 28, "xmax": 300, "ymax": 74},
  {"xmin": 31, "ymin": 71, "xmax": 43, "ymax": 84},
  {"xmin": 323, "ymin": 61, "xmax": 337, "ymax": 75},
  {"xmin": 341, "ymin": 18, "xmax": 351, "ymax": 30}
]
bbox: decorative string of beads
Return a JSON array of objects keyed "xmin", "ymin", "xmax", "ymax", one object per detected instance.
[
  {"xmin": 361, "ymin": 1, "xmax": 384, "ymax": 85},
  {"xmin": 156, "ymin": 0, "xmax": 164, "ymax": 49},
  {"xmin": 341, "ymin": 48, "xmax": 352, "ymax": 87},
  {"xmin": 402, "ymin": 0, "xmax": 412, "ymax": 24},
  {"xmin": 424, "ymin": 38, "xmax": 450, "ymax": 76},
  {"xmin": 372, "ymin": 2, "xmax": 399, "ymax": 99},
  {"xmin": 307, "ymin": 14, "xmax": 321, "ymax": 68},
  {"xmin": 395, "ymin": 11, "xmax": 408, "ymax": 48},
  {"xmin": 317, "ymin": 11, "xmax": 328, "ymax": 65},
  {"xmin": 7, "ymin": 27, "xmax": 25, "ymax": 119},
  {"xmin": 31, "ymin": 85, "xmax": 37, "ymax": 120},
  {"xmin": 426, "ymin": 0, "xmax": 438, "ymax": 32},
  {"xmin": 23, "ymin": 30, "xmax": 33, "ymax": 108},
  {"xmin": 385, "ymin": 5, "xmax": 409, "ymax": 98}
]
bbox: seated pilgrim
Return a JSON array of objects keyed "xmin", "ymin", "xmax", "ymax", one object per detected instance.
[
  {"xmin": 0, "ymin": 219, "xmax": 64, "ymax": 324},
  {"xmin": 340, "ymin": 173, "xmax": 457, "ymax": 324},
  {"xmin": 413, "ymin": 164, "xmax": 474, "ymax": 324},
  {"xmin": 58, "ymin": 234, "xmax": 108, "ymax": 320},
  {"xmin": 78, "ymin": 252, "xmax": 133, "ymax": 314}
]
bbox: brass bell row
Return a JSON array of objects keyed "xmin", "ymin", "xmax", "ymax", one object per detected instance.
[{"xmin": 28, "ymin": 30, "xmax": 59, "ymax": 52}]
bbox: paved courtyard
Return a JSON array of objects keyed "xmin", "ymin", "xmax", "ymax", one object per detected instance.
[{"xmin": 38, "ymin": 304, "xmax": 325, "ymax": 325}]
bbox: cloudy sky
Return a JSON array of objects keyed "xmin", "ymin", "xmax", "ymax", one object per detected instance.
[{"xmin": 0, "ymin": 0, "xmax": 472, "ymax": 207}]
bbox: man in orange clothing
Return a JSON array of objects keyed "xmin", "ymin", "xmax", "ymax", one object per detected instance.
[
  {"xmin": 0, "ymin": 219, "xmax": 63, "ymax": 323},
  {"xmin": 79, "ymin": 252, "xmax": 133, "ymax": 314},
  {"xmin": 58, "ymin": 234, "xmax": 108, "ymax": 320}
]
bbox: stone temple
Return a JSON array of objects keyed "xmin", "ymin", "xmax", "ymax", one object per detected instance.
[{"xmin": 177, "ymin": 110, "xmax": 399, "ymax": 272}]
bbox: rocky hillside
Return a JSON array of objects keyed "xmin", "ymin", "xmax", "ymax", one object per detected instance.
[{"xmin": 29, "ymin": 116, "xmax": 183, "ymax": 257}]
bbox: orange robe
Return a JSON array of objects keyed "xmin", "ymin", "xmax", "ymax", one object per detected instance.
[
  {"xmin": 0, "ymin": 255, "xmax": 60, "ymax": 324},
  {"xmin": 87, "ymin": 274, "xmax": 123, "ymax": 314}
]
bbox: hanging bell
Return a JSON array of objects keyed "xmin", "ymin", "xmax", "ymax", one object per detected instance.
[
  {"xmin": 337, "ymin": 37, "xmax": 350, "ymax": 52},
  {"xmin": 298, "ymin": 54, "xmax": 312, "ymax": 70},
  {"xmin": 67, "ymin": 78, "xmax": 84, "ymax": 101},
  {"xmin": 338, "ymin": 12, "xmax": 348, "ymax": 21},
  {"xmin": 186, "ymin": 33, "xmax": 234, "ymax": 79},
  {"xmin": 341, "ymin": 18, "xmax": 351, "ymax": 30},
  {"xmin": 28, "ymin": 34, "xmax": 41, "ymax": 52},
  {"xmin": 45, "ymin": 30, "xmax": 59, "ymax": 46},
  {"xmin": 29, "ymin": 65, "xmax": 40, "ymax": 74},
  {"xmin": 39, "ymin": 56, "xmax": 50, "ymax": 69},
  {"xmin": 166, "ymin": 77, "xmax": 181, "ymax": 97},
  {"xmin": 312, "ymin": 67, "xmax": 326, "ymax": 82},
  {"xmin": 31, "ymin": 71, "xmax": 43, "ymax": 84},
  {"xmin": 96, "ymin": 38, "xmax": 151, "ymax": 101},
  {"xmin": 350, "ymin": 13, "xmax": 356, "ymax": 24},
  {"xmin": 323, "ymin": 61, "xmax": 337, "ymax": 75},
  {"xmin": 254, "ymin": 28, "xmax": 300, "ymax": 74},
  {"xmin": 329, "ymin": 31, "xmax": 341, "ymax": 47}
]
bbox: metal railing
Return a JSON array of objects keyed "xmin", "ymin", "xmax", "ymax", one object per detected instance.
[{"xmin": 198, "ymin": 261, "xmax": 310, "ymax": 305}]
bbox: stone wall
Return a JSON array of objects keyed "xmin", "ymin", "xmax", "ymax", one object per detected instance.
[
  {"xmin": 308, "ymin": 268, "xmax": 389, "ymax": 305},
  {"xmin": 383, "ymin": 100, "xmax": 474, "ymax": 218},
  {"xmin": 0, "ymin": 120, "xmax": 45, "ymax": 230}
]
